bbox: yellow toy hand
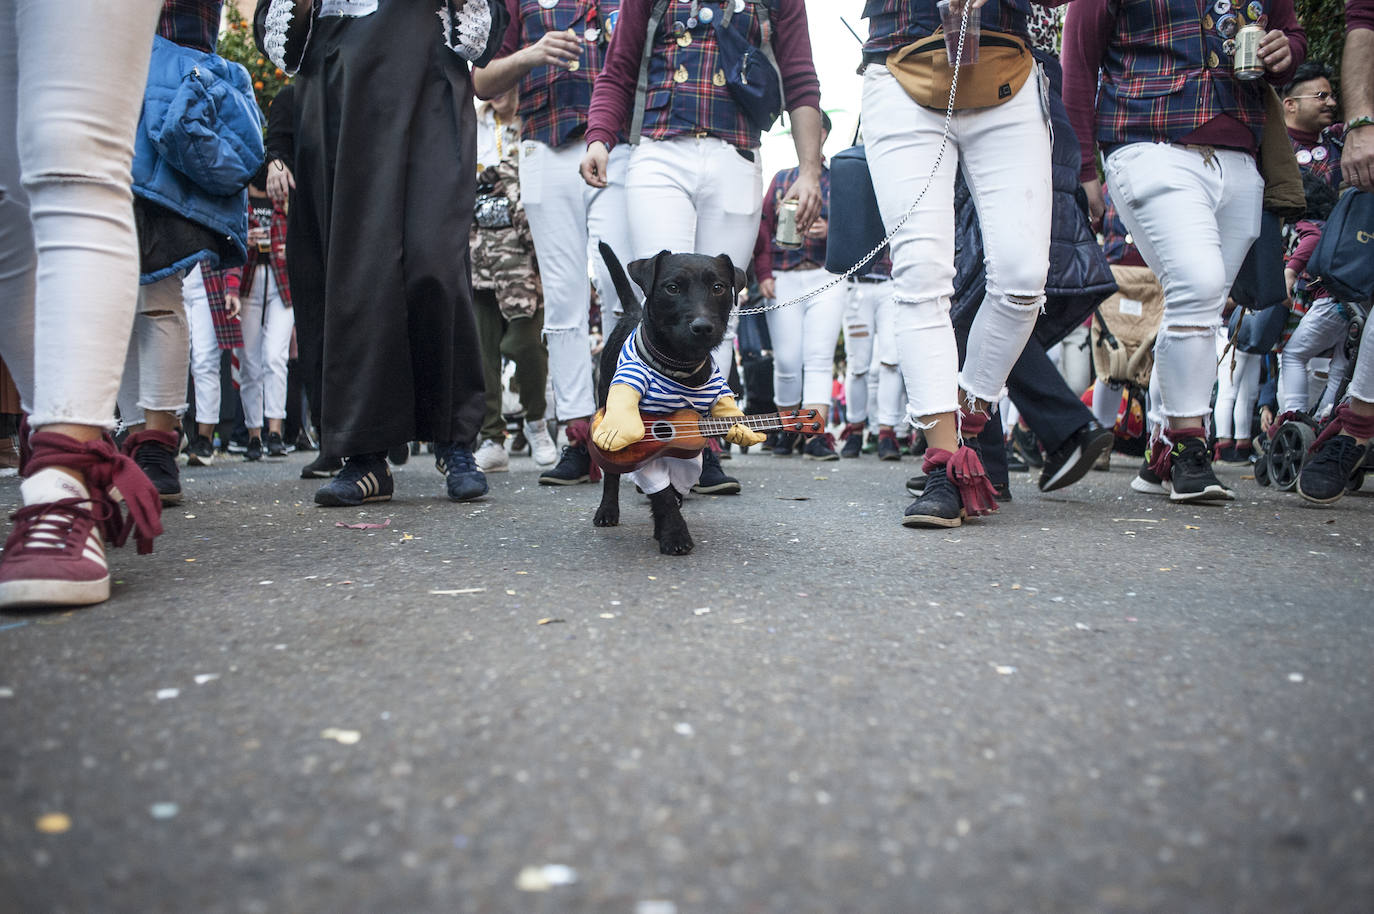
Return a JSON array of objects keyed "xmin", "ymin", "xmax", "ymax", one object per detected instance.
[
  {"xmin": 592, "ymin": 384, "xmax": 645, "ymax": 452},
  {"xmin": 710, "ymin": 394, "xmax": 766, "ymax": 447}
]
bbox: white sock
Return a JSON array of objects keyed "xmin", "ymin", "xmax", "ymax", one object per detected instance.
[{"xmin": 21, "ymin": 468, "xmax": 92, "ymax": 507}]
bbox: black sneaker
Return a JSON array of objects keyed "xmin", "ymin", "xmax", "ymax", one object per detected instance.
[
  {"xmin": 434, "ymin": 441, "xmax": 488, "ymax": 501},
  {"xmin": 301, "ymin": 453, "xmax": 343, "ymax": 478},
  {"xmin": 125, "ymin": 430, "xmax": 183, "ymax": 506},
  {"xmin": 907, "ymin": 472, "xmax": 1011, "ymax": 502},
  {"xmin": 692, "ymin": 448, "xmax": 741, "ymax": 494},
  {"xmin": 538, "ymin": 442, "xmax": 591, "ymax": 485},
  {"xmin": 1168, "ymin": 436, "xmax": 1234, "ymax": 502},
  {"xmin": 1039, "ymin": 421, "xmax": 1115, "ymax": 493},
  {"xmin": 387, "ymin": 443, "xmax": 410, "ymax": 466},
  {"xmin": 226, "ymin": 431, "xmax": 249, "ymax": 454},
  {"xmin": 186, "ymin": 434, "xmax": 215, "ymax": 467},
  {"xmin": 314, "ymin": 453, "xmax": 392, "ymax": 507},
  {"xmin": 902, "ymin": 466, "xmax": 963, "ymax": 528},
  {"xmin": 839, "ymin": 423, "xmax": 865, "ymax": 458},
  {"xmin": 265, "ymin": 430, "xmax": 288, "ymax": 458},
  {"xmin": 245, "ymin": 436, "xmax": 263, "ymax": 462},
  {"xmin": 803, "ymin": 433, "xmax": 840, "ymax": 461},
  {"xmin": 1010, "ymin": 425, "xmax": 1044, "ymax": 468},
  {"xmin": 877, "ymin": 431, "xmax": 901, "ymax": 461},
  {"xmin": 772, "ymin": 431, "xmax": 798, "ymax": 457},
  {"xmin": 1130, "ymin": 455, "xmax": 1168, "ymax": 495},
  {"xmin": 294, "ymin": 429, "xmax": 318, "ymax": 452},
  {"xmin": 1297, "ymin": 434, "xmax": 1367, "ymax": 505}
]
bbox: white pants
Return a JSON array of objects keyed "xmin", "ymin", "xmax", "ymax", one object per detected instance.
[
  {"xmin": 1348, "ymin": 309, "xmax": 1374, "ymax": 404},
  {"xmin": 766, "ymin": 268, "xmax": 845, "ymax": 406},
  {"xmin": 1052, "ymin": 324, "xmax": 1093, "ymax": 397},
  {"xmin": 185, "ymin": 264, "xmax": 222, "ymax": 425},
  {"xmin": 0, "ymin": 0, "xmax": 161, "ymax": 428},
  {"xmin": 520, "ymin": 139, "xmax": 634, "ymax": 422},
  {"xmin": 1091, "ymin": 379, "xmax": 1122, "ymax": 429},
  {"xmin": 116, "ymin": 272, "xmax": 191, "ymax": 424},
  {"xmin": 626, "ymin": 135, "xmax": 763, "ymax": 381},
  {"xmin": 1105, "ymin": 143, "xmax": 1262, "ymax": 424},
  {"xmin": 236, "ymin": 266, "xmax": 294, "ymax": 429},
  {"xmin": 629, "ymin": 452, "xmax": 702, "ymax": 498},
  {"xmin": 843, "ymin": 278, "xmax": 903, "ymax": 426},
  {"xmin": 862, "ymin": 64, "xmax": 1052, "ymax": 421},
  {"xmin": 1213, "ymin": 332, "xmax": 1260, "ymax": 439},
  {"xmin": 1279, "ymin": 298, "xmax": 1351, "ymax": 414}
]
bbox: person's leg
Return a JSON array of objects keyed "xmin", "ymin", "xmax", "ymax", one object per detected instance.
[
  {"xmin": 958, "ymin": 76, "xmax": 1053, "ymax": 414},
  {"xmin": 1092, "ymin": 380, "xmax": 1121, "ymax": 429},
  {"xmin": 132, "ymin": 272, "xmax": 190, "ymax": 433},
  {"xmin": 1214, "ymin": 336, "xmax": 1240, "ymax": 444},
  {"xmin": 843, "ymin": 281, "xmax": 877, "ymax": 426},
  {"xmin": 586, "ymin": 143, "xmax": 637, "ymax": 323},
  {"xmin": 1231, "ymin": 350, "xmax": 1260, "ymax": 442},
  {"xmin": 1006, "ymin": 336, "xmax": 1095, "ymax": 455},
  {"xmin": 765, "ymin": 271, "xmax": 806, "ymax": 409},
  {"xmin": 237, "ymin": 276, "xmax": 267, "ymax": 439},
  {"xmin": 184, "ymin": 265, "xmax": 221, "ymax": 435},
  {"xmin": 1279, "ymin": 301, "xmax": 1348, "ymax": 413},
  {"xmin": 691, "ymin": 138, "xmax": 762, "ymax": 380},
  {"xmin": 472, "ymin": 287, "xmax": 506, "ymax": 445},
  {"xmin": 1298, "ymin": 320, "xmax": 1374, "ymax": 503},
  {"xmin": 261, "ymin": 271, "xmax": 294, "ymax": 441},
  {"xmin": 504, "ymin": 310, "xmax": 547, "ymax": 422},
  {"xmin": 0, "ymin": 0, "xmax": 165, "ymax": 609}
]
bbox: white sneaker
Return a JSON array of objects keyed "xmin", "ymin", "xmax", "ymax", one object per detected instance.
[
  {"xmin": 474, "ymin": 438, "xmax": 509, "ymax": 473},
  {"xmin": 525, "ymin": 419, "xmax": 557, "ymax": 467}
]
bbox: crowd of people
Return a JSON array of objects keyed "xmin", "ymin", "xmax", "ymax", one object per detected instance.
[{"xmin": 1, "ymin": 0, "xmax": 1372, "ymax": 608}]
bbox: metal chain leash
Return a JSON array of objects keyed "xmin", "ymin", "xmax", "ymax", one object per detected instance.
[{"xmin": 734, "ymin": 9, "xmax": 970, "ymax": 317}]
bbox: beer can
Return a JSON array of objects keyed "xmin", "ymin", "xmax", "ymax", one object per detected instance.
[
  {"xmin": 776, "ymin": 199, "xmax": 802, "ymax": 249},
  {"xmin": 1233, "ymin": 24, "xmax": 1263, "ymax": 80}
]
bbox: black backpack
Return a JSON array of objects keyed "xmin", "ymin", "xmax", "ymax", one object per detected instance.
[{"xmin": 1308, "ymin": 188, "xmax": 1374, "ymax": 303}]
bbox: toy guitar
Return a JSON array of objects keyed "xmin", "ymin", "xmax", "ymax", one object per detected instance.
[{"xmin": 587, "ymin": 407, "xmax": 826, "ymax": 475}]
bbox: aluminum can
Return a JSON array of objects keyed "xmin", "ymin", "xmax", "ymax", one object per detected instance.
[
  {"xmin": 1234, "ymin": 24, "xmax": 1264, "ymax": 80},
  {"xmin": 775, "ymin": 199, "xmax": 802, "ymax": 249}
]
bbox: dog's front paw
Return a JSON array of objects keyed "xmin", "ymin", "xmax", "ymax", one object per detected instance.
[
  {"xmin": 593, "ymin": 504, "xmax": 620, "ymax": 527},
  {"xmin": 657, "ymin": 520, "xmax": 694, "ymax": 555}
]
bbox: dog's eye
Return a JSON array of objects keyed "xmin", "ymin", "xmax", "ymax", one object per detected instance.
[
  {"xmin": 664, "ymin": 282, "xmax": 680, "ymax": 294},
  {"xmin": 712, "ymin": 282, "xmax": 726, "ymax": 295}
]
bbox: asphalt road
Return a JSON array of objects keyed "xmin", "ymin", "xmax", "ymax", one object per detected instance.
[{"xmin": 2, "ymin": 445, "xmax": 1371, "ymax": 914}]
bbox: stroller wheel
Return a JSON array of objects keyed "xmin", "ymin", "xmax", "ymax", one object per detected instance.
[
  {"xmin": 1254, "ymin": 450, "xmax": 1272, "ymax": 487},
  {"xmin": 1269, "ymin": 421, "xmax": 1316, "ymax": 492}
]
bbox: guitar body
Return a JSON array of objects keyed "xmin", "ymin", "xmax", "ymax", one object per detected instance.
[{"xmin": 587, "ymin": 407, "xmax": 825, "ymax": 475}]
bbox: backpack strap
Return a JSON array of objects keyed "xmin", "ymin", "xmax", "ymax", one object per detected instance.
[
  {"xmin": 629, "ymin": 0, "xmax": 672, "ymax": 145},
  {"xmin": 721, "ymin": 0, "xmax": 785, "ymax": 112}
]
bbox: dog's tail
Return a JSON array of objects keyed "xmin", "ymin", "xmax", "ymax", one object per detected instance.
[{"xmin": 599, "ymin": 241, "xmax": 642, "ymax": 324}]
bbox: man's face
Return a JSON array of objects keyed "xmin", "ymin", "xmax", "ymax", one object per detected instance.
[{"xmin": 1285, "ymin": 78, "xmax": 1338, "ymax": 133}]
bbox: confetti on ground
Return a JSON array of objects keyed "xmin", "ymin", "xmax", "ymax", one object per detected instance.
[
  {"xmin": 0, "ymin": 687, "xmax": 13, "ymax": 698},
  {"xmin": 35, "ymin": 813, "xmax": 70, "ymax": 834},
  {"xmin": 149, "ymin": 803, "xmax": 179, "ymax": 820},
  {"xmin": 693, "ymin": 607, "xmax": 711, "ymax": 616},
  {"xmin": 194, "ymin": 674, "xmax": 219, "ymax": 685},
  {"xmin": 184, "ymin": 558, "xmax": 196, "ymax": 563},
  {"xmin": 336, "ymin": 519, "xmax": 391, "ymax": 530},
  {"xmin": 674, "ymin": 722, "xmax": 695, "ymax": 736},
  {"xmin": 516, "ymin": 864, "xmax": 578, "ymax": 891},
  {"xmin": 156, "ymin": 688, "xmax": 180, "ymax": 700},
  {"xmin": 537, "ymin": 618, "xmax": 565, "ymax": 626},
  {"xmin": 636, "ymin": 903, "xmax": 679, "ymax": 914},
  {"xmin": 599, "ymin": 613, "xmax": 616, "ymax": 619},
  {"xmin": 429, "ymin": 587, "xmax": 486, "ymax": 595},
  {"xmin": 321, "ymin": 728, "xmax": 361, "ymax": 745},
  {"xmin": 994, "ymin": 665, "xmax": 1017, "ymax": 675},
  {"xmin": 1288, "ymin": 672, "xmax": 1305, "ymax": 683},
  {"xmin": 258, "ymin": 580, "xmax": 273, "ymax": 586},
  {"xmin": 1185, "ymin": 525, "xmax": 1200, "ymax": 530},
  {"xmin": 183, "ymin": 514, "xmax": 196, "ymax": 519}
]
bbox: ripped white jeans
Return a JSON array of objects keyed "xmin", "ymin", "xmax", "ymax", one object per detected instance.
[
  {"xmin": 861, "ymin": 63, "xmax": 1051, "ymax": 421},
  {"xmin": 1105, "ymin": 143, "xmax": 1262, "ymax": 424},
  {"xmin": 0, "ymin": 0, "xmax": 162, "ymax": 428}
]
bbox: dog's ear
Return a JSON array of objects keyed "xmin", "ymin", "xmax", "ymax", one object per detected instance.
[
  {"xmin": 628, "ymin": 251, "xmax": 669, "ymax": 297},
  {"xmin": 713, "ymin": 254, "xmax": 748, "ymax": 297}
]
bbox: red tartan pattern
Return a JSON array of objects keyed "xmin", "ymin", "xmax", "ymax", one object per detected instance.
[
  {"xmin": 224, "ymin": 203, "xmax": 292, "ymax": 309},
  {"xmin": 1289, "ymin": 123, "xmax": 1345, "ymax": 191},
  {"xmin": 199, "ymin": 267, "xmax": 244, "ymax": 351},
  {"xmin": 507, "ymin": 0, "xmax": 620, "ymax": 148},
  {"xmin": 640, "ymin": 0, "xmax": 767, "ymax": 150},
  {"xmin": 157, "ymin": 0, "xmax": 222, "ymax": 53}
]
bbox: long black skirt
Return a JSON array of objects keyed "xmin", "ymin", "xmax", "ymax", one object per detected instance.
[{"xmin": 288, "ymin": 2, "xmax": 485, "ymax": 457}]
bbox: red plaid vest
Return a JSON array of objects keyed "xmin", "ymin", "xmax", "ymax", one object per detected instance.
[{"xmin": 516, "ymin": 0, "xmax": 621, "ymax": 148}]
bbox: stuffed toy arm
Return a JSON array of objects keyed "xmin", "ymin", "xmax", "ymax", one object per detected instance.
[
  {"xmin": 711, "ymin": 395, "xmax": 767, "ymax": 447},
  {"xmin": 593, "ymin": 384, "xmax": 646, "ymax": 451}
]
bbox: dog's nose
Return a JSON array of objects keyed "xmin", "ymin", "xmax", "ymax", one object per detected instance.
[{"xmin": 690, "ymin": 318, "xmax": 714, "ymax": 336}]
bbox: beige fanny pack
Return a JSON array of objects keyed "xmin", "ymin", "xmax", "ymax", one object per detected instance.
[{"xmin": 886, "ymin": 31, "xmax": 1033, "ymax": 111}]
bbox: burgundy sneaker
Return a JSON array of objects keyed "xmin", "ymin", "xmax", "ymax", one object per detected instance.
[{"xmin": 0, "ymin": 471, "xmax": 109, "ymax": 609}]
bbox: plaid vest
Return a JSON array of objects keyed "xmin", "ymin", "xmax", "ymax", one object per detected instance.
[
  {"xmin": 1096, "ymin": 0, "xmax": 1270, "ymax": 150},
  {"xmin": 641, "ymin": 0, "xmax": 770, "ymax": 150},
  {"xmin": 766, "ymin": 164, "xmax": 831, "ymax": 271},
  {"xmin": 158, "ymin": 0, "xmax": 222, "ymax": 53},
  {"xmin": 517, "ymin": 0, "xmax": 621, "ymax": 148},
  {"xmin": 862, "ymin": 0, "xmax": 1030, "ymax": 55},
  {"xmin": 1289, "ymin": 123, "xmax": 1345, "ymax": 191}
]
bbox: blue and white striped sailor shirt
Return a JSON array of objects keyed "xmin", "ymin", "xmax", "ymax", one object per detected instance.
[{"xmin": 611, "ymin": 327, "xmax": 730, "ymax": 415}]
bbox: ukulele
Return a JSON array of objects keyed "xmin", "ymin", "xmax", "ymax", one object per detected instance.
[{"xmin": 587, "ymin": 408, "xmax": 826, "ymax": 475}]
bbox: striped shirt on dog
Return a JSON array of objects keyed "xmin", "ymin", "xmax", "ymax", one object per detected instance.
[{"xmin": 612, "ymin": 327, "xmax": 730, "ymax": 415}]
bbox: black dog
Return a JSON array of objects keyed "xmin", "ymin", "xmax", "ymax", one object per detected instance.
[{"xmin": 592, "ymin": 242, "xmax": 746, "ymax": 555}]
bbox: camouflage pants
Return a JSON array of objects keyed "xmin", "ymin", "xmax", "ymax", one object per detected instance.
[{"xmin": 474, "ymin": 288, "xmax": 547, "ymax": 443}]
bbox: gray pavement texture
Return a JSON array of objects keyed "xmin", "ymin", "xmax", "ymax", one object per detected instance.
[{"xmin": 1, "ymin": 446, "xmax": 1372, "ymax": 914}]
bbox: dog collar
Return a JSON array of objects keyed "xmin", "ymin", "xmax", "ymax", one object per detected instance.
[{"xmin": 635, "ymin": 328, "xmax": 710, "ymax": 384}]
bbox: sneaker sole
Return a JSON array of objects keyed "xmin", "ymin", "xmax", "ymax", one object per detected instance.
[
  {"xmin": 1296, "ymin": 480, "xmax": 1346, "ymax": 505},
  {"xmin": 187, "ymin": 456, "xmax": 214, "ymax": 467},
  {"xmin": 160, "ymin": 491, "xmax": 184, "ymax": 506},
  {"xmin": 804, "ymin": 454, "xmax": 840, "ymax": 461},
  {"xmin": 301, "ymin": 468, "xmax": 341, "ymax": 478},
  {"xmin": 0, "ymin": 575, "xmax": 110, "ymax": 609},
  {"xmin": 691, "ymin": 482, "xmax": 741, "ymax": 495},
  {"xmin": 538, "ymin": 476, "xmax": 589, "ymax": 486},
  {"xmin": 314, "ymin": 492, "xmax": 392, "ymax": 507},
  {"xmin": 477, "ymin": 465, "xmax": 510, "ymax": 473},
  {"xmin": 879, "ymin": 453, "xmax": 902, "ymax": 462},
  {"xmin": 1130, "ymin": 475, "xmax": 1168, "ymax": 495},
  {"xmin": 1169, "ymin": 485, "xmax": 1234, "ymax": 503},
  {"xmin": 901, "ymin": 511, "xmax": 963, "ymax": 528}
]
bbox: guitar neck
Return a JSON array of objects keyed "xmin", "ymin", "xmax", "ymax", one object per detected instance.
[{"xmin": 695, "ymin": 411, "xmax": 813, "ymax": 438}]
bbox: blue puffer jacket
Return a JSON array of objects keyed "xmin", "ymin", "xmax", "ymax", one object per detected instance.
[{"xmin": 133, "ymin": 34, "xmax": 265, "ymax": 284}]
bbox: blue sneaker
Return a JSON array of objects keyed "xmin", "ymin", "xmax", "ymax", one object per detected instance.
[
  {"xmin": 435, "ymin": 441, "xmax": 488, "ymax": 502},
  {"xmin": 314, "ymin": 453, "xmax": 392, "ymax": 507}
]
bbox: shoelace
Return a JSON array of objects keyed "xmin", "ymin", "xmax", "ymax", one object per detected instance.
[
  {"xmin": 1309, "ymin": 435, "xmax": 1363, "ymax": 474},
  {"xmin": 4, "ymin": 497, "xmax": 108, "ymax": 557}
]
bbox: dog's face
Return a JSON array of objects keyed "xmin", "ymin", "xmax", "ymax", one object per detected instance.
[{"xmin": 628, "ymin": 251, "xmax": 747, "ymax": 362}]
